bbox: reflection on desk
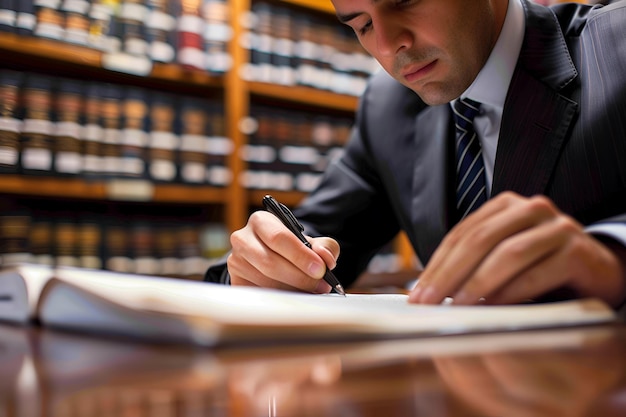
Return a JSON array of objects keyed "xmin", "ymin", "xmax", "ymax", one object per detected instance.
[{"xmin": 1, "ymin": 324, "xmax": 626, "ymax": 417}]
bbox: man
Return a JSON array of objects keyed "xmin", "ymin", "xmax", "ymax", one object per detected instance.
[{"xmin": 207, "ymin": 0, "xmax": 626, "ymax": 309}]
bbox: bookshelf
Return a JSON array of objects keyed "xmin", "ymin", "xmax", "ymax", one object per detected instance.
[{"xmin": 0, "ymin": 0, "xmax": 417, "ymax": 281}]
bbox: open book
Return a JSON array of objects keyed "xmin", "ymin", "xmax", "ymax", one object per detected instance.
[{"xmin": 0, "ymin": 263, "xmax": 617, "ymax": 346}]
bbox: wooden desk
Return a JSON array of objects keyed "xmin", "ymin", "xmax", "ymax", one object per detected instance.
[{"xmin": 1, "ymin": 324, "xmax": 626, "ymax": 416}]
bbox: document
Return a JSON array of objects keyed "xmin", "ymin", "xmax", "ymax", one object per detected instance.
[{"xmin": 0, "ymin": 263, "xmax": 617, "ymax": 347}]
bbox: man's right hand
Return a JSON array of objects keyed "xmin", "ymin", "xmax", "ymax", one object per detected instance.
[{"xmin": 227, "ymin": 211, "xmax": 340, "ymax": 293}]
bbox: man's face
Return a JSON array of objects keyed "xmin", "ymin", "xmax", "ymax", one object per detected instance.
[{"xmin": 332, "ymin": 0, "xmax": 506, "ymax": 105}]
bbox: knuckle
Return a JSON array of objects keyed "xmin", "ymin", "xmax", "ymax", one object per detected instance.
[
  {"xmin": 553, "ymin": 215, "xmax": 581, "ymax": 234},
  {"xmin": 470, "ymin": 225, "xmax": 493, "ymax": 248},
  {"xmin": 526, "ymin": 195, "xmax": 555, "ymax": 214},
  {"xmin": 229, "ymin": 229, "xmax": 245, "ymax": 249},
  {"xmin": 495, "ymin": 191, "xmax": 521, "ymax": 205},
  {"xmin": 263, "ymin": 227, "xmax": 284, "ymax": 247},
  {"xmin": 498, "ymin": 238, "xmax": 529, "ymax": 261}
]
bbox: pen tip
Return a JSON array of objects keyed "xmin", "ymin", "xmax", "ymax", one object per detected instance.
[{"xmin": 335, "ymin": 284, "xmax": 347, "ymax": 297}]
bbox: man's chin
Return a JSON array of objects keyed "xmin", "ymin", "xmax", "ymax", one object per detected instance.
[{"xmin": 406, "ymin": 83, "xmax": 460, "ymax": 106}]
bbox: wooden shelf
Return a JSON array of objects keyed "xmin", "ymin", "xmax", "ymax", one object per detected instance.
[
  {"xmin": 0, "ymin": 176, "xmax": 227, "ymax": 205},
  {"xmin": 0, "ymin": 32, "xmax": 223, "ymax": 90},
  {"xmin": 248, "ymin": 190, "xmax": 306, "ymax": 208},
  {"xmin": 248, "ymin": 81, "xmax": 358, "ymax": 113}
]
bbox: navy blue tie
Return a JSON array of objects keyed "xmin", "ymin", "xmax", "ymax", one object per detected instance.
[{"xmin": 454, "ymin": 98, "xmax": 487, "ymax": 219}]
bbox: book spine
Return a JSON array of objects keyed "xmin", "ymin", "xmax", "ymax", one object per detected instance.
[
  {"xmin": 119, "ymin": 86, "xmax": 149, "ymax": 179},
  {"xmin": 0, "ymin": 69, "xmax": 23, "ymax": 174},
  {"xmin": 147, "ymin": 91, "xmax": 179, "ymax": 183},
  {"xmin": 154, "ymin": 223, "xmax": 179, "ymax": 277},
  {"xmin": 201, "ymin": 0, "xmax": 232, "ymax": 75},
  {"xmin": 243, "ymin": 1, "xmax": 272, "ymax": 83},
  {"xmin": 0, "ymin": 210, "xmax": 32, "ymax": 266},
  {"xmin": 145, "ymin": 0, "xmax": 177, "ymax": 63},
  {"xmin": 117, "ymin": 0, "xmax": 149, "ymax": 57},
  {"xmin": 205, "ymin": 100, "xmax": 232, "ymax": 187},
  {"xmin": 15, "ymin": 0, "xmax": 36, "ymax": 36},
  {"xmin": 60, "ymin": 0, "xmax": 91, "ymax": 46},
  {"xmin": 87, "ymin": 0, "xmax": 118, "ymax": 51},
  {"xmin": 176, "ymin": 0, "xmax": 205, "ymax": 71},
  {"xmin": 99, "ymin": 83, "xmax": 124, "ymax": 179},
  {"xmin": 54, "ymin": 216, "xmax": 80, "ymax": 267},
  {"xmin": 177, "ymin": 223, "xmax": 204, "ymax": 280},
  {"xmin": 29, "ymin": 217, "xmax": 54, "ymax": 266},
  {"xmin": 53, "ymin": 77, "xmax": 84, "ymax": 176},
  {"xmin": 104, "ymin": 220, "xmax": 133, "ymax": 273},
  {"xmin": 81, "ymin": 81, "xmax": 105, "ymax": 179},
  {"xmin": 19, "ymin": 73, "xmax": 55, "ymax": 176},
  {"xmin": 269, "ymin": 6, "xmax": 295, "ymax": 86},
  {"xmin": 0, "ymin": 0, "xmax": 15, "ymax": 32},
  {"xmin": 178, "ymin": 97, "xmax": 209, "ymax": 184},
  {"xmin": 33, "ymin": 0, "xmax": 65, "ymax": 41},
  {"xmin": 241, "ymin": 106, "xmax": 279, "ymax": 191},
  {"xmin": 78, "ymin": 216, "xmax": 103, "ymax": 270},
  {"xmin": 131, "ymin": 221, "xmax": 158, "ymax": 275}
]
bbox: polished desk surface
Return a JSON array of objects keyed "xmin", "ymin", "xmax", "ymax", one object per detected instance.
[{"xmin": 1, "ymin": 323, "xmax": 626, "ymax": 417}]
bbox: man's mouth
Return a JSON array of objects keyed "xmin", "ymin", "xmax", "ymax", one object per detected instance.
[{"xmin": 402, "ymin": 60, "xmax": 437, "ymax": 83}]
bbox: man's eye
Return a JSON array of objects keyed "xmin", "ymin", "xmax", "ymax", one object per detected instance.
[{"xmin": 358, "ymin": 20, "xmax": 373, "ymax": 35}]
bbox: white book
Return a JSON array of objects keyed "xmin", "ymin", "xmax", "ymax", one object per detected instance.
[{"xmin": 0, "ymin": 263, "xmax": 617, "ymax": 347}]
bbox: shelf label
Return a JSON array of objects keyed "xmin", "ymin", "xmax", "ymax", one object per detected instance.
[
  {"xmin": 102, "ymin": 52, "xmax": 153, "ymax": 77},
  {"xmin": 106, "ymin": 179, "xmax": 154, "ymax": 201}
]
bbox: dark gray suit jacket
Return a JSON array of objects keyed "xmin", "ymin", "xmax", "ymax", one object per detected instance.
[{"xmin": 206, "ymin": 0, "xmax": 626, "ymax": 287}]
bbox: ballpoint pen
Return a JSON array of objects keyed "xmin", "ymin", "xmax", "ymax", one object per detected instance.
[{"xmin": 262, "ymin": 195, "xmax": 346, "ymax": 296}]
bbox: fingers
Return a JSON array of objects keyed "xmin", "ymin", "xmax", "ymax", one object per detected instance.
[
  {"xmin": 411, "ymin": 193, "xmax": 559, "ymax": 304},
  {"xmin": 228, "ymin": 211, "xmax": 338, "ymax": 293},
  {"xmin": 452, "ymin": 215, "xmax": 575, "ymax": 305},
  {"xmin": 311, "ymin": 237, "xmax": 340, "ymax": 270},
  {"xmin": 228, "ymin": 253, "xmax": 330, "ymax": 294},
  {"xmin": 409, "ymin": 192, "xmax": 624, "ymax": 306}
]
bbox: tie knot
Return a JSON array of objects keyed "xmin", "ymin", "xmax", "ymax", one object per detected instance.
[{"xmin": 453, "ymin": 98, "xmax": 482, "ymax": 127}]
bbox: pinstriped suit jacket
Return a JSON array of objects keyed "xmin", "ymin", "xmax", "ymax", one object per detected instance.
[{"xmin": 205, "ymin": 0, "xmax": 626, "ymax": 287}]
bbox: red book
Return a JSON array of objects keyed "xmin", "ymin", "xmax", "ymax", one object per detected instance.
[{"xmin": 176, "ymin": 0, "xmax": 205, "ymax": 71}]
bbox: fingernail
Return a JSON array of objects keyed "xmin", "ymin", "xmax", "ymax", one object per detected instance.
[
  {"xmin": 308, "ymin": 262, "xmax": 324, "ymax": 278},
  {"xmin": 409, "ymin": 285, "xmax": 422, "ymax": 302},
  {"xmin": 452, "ymin": 291, "xmax": 469, "ymax": 305},
  {"xmin": 419, "ymin": 287, "xmax": 436, "ymax": 304}
]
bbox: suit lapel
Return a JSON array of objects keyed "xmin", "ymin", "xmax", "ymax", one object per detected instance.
[
  {"xmin": 410, "ymin": 105, "xmax": 454, "ymax": 261},
  {"xmin": 492, "ymin": 69, "xmax": 578, "ymax": 196},
  {"xmin": 492, "ymin": 0, "xmax": 580, "ymax": 196}
]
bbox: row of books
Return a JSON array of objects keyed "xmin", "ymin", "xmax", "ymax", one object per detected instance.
[
  {"xmin": 0, "ymin": 69, "xmax": 233, "ymax": 186},
  {"xmin": 241, "ymin": 105, "xmax": 353, "ymax": 192},
  {"xmin": 0, "ymin": 210, "xmax": 229, "ymax": 280},
  {"xmin": 241, "ymin": 1, "xmax": 380, "ymax": 96},
  {"xmin": 0, "ymin": 0, "xmax": 231, "ymax": 75}
]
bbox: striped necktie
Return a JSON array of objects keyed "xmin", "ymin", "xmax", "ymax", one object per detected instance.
[{"xmin": 454, "ymin": 98, "xmax": 487, "ymax": 220}]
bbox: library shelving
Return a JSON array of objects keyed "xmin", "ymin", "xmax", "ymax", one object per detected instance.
[{"xmin": 0, "ymin": 0, "xmax": 418, "ymax": 283}]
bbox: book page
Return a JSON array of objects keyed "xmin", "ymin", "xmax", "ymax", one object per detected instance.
[
  {"xmin": 48, "ymin": 269, "xmax": 616, "ymax": 340},
  {"xmin": 0, "ymin": 264, "xmax": 54, "ymax": 323}
]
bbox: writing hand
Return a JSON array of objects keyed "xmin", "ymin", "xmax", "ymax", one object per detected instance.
[
  {"xmin": 227, "ymin": 211, "xmax": 340, "ymax": 293},
  {"xmin": 410, "ymin": 192, "xmax": 626, "ymax": 307}
]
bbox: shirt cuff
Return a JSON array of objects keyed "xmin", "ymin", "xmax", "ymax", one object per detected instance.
[{"xmin": 585, "ymin": 223, "xmax": 626, "ymax": 246}]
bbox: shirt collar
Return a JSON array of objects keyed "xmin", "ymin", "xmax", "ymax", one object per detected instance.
[{"xmin": 461, "ymin": 0, "xmax": 525, "ymax": 110}]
